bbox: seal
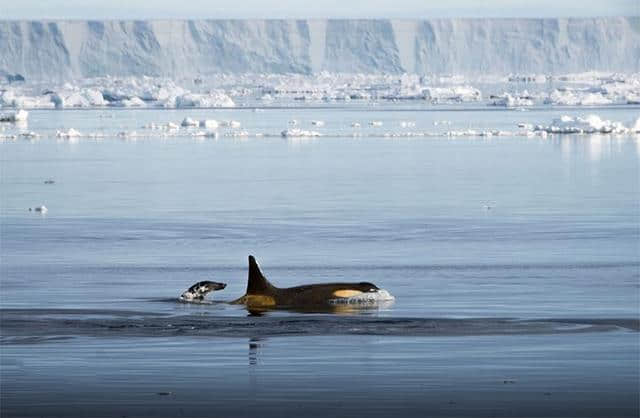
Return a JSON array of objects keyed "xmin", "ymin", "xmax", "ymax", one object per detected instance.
[
  {"xmin": 231, "ymin": 255, "xmax": 394, "ymax": 310},
  {"xmin": 180, "ymin": 280, "xmax": 227, "ymax": 301}
]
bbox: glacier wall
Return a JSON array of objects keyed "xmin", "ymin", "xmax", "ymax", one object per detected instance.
[{"xmin": 0, "ymin": 18, "xmax": 638, "ymax": 81}]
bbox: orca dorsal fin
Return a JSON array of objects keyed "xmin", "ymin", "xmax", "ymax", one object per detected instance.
[{"xmin": 247, "ymin": 255, "xmax": 275, "ymax": 294}]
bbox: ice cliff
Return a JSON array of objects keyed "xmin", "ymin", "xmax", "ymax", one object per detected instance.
[{"xmin": 0, "ymin": 18, "xmax": 638, "ymax": 81}]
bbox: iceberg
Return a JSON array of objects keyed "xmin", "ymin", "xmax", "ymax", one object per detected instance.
[{"xmin": 0, "ymin": 18, "xmax": 637, "ymax": 79}]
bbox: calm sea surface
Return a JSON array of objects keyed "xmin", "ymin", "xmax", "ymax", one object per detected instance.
[{"xmin": 1, "ymin": 106, "xmax": 639, "ymax": 417}]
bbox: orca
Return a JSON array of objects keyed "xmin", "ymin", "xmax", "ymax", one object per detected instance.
[{"xmin": 231, "ymin": 256, "xmax": 395, "ymax": 310}]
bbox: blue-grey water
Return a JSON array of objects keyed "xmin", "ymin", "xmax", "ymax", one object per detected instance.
[{"xmin": 1, "ymin": 106, "xmax": 639, "ymax": 417}]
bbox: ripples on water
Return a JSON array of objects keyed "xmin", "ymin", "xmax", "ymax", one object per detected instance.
[{"xmin": 1, "ymin": 106, "xmax": 638, "ymax": 417}]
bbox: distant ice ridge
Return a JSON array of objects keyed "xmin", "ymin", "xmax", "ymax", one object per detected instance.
[{"xmin": 3, "ymin": 71, "xmax": 640, "ymax": 109}]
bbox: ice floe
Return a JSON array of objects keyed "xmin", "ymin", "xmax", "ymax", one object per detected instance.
[
  {"xmin": 181, "ymin": 117, "xmax": 199, "ymax": 127},
  {"xmin": 1, "ymin": 72, "xmax": 639, "ymax": 109},
  {"xmin": 200, "ymin": 120, "xmax": 219, "ymax": 129},
  {"xmin": 0, "ymin": 109, "xmax": 28, "ymax": 122},
  {"xmin": 56, "ymin": 128, "xmax": 83, "ymax": 138},
  {"xmin": 281, "ymin": 128, "xmax": 321, "ymax": 138},
  {"xmin": 533, "ymin": 115, "xmax": 632, "ymax": 134},
  {"xmin": 422, "ymin": 86, "xmax": 482, "ymax": 103},
  {"xmin": 490, "ymin": 92, "xmax": 535, "ymax": 107}
]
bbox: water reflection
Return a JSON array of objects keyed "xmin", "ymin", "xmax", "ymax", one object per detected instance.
[
  {"xmin": 555, "ymin": 135, "xmax": 633, "ymax": 162},
  {"xmin": 248, "ymin": 337, "xmax": 263, "ymax": 366},
  {"xmin": 588, "ymin": 136, "xmax": 603, "ymax": 162},
  {"xmin": 244, "ymin": 300, "xmax": 395, "ymax": 316}
]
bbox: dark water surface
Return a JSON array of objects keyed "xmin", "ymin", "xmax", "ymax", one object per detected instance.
[{"xmin": 1, "ymin": 107, "xmax": 639, "ymax": 417}]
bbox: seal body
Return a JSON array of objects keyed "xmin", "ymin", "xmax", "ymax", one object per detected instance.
[
  {"xmin": 232, "ymin": 256, "xmax": 394, "ymax": 310},
  {"xmin": 180, "ymin": 281, "xmax": 227, "ymax": 301}
]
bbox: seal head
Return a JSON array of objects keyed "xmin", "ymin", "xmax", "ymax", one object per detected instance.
[{"xmin": 180, "ymin": 280, "xmax": 227, "ymax": 301}]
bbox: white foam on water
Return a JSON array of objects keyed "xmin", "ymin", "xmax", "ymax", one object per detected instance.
[{"xmin": 328, "ymin": 289, "xmax": 395, "ymax": 305}]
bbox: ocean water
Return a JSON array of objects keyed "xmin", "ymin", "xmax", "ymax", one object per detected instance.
[{"xmin": 1, "ymin": 105, "xmax": 639, "ymax": 417}]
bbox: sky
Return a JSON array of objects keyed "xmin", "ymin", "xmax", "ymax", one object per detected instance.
[{"xmin": 1, "ymin": 0, "xmax": 638, "ymax": 19}]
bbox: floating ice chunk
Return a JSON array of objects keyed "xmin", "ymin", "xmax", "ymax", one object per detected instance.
[
  {"xmin": 423, "ymin": 86, "xmax": 482, "ymax": 103},
  {"xmin": 175, "ymin": 92, "xmax": 234, "ymax": 108},
  {"xmin": 351, "ymin": 122, "xmax": 361, "ymax": 128},
  {"xmin": 508, "ymin": 74, "xmax": 547, "ymax": 83},
  {"xmin": 444, "ymin": 129, "xmax": 509, "ymax": 137},
  {"xmin": 20, "ymin": 131, "xmax": 39, "ymax": 139},
  {"xmin": 535, "ymin": 114, "xmax": 630, "ymax": 134},
  {"xmin": 1, "ymin": 89, "xmax": 52, "ymax": 108},
  {"xmin": 181, "ymin": 117, "xmax": 199, "ymax": 127},
  {"xmin": 311, "ymin": 120, "xmax": 325, "ymax": 126},
  {"xmin": 400, "ymin": 121, "xmax": 416, "ymax": 128},
  {"xmin": 632, "ymin": 117, "xmax": 640, "ymax": 133},
  {"xmin": 200, "ymin": 120, "xmax": 219, "ymax": 129},
  {"xmin": 226, "ymin": 130, "xmax": 249, "ymax": 137},
  {"xmin": 281, "ymin": 128, "xmax": 321, "ymax": 138},
  {"xmin": 369, "ymin": 121, "xmax": 383, "ymax": 127},
  {"xmin": 517, "ymin": 122, "xmax": 533, "ymax": 130},
  {"xmin": 490, "ymin": 93, "xmax": 534, "ymax": 107},
  {"xmin": 545, "ymin": 89, "xmax": 611, "ymax": 106},
  {"xmin": 83, "ymin": 89, "xmax": 106, "ymax": 106},
  {"xmin": 119, "ymin": 97, "xmax": 145, "ymax": 107},
  {"xmin": 56, "ymin": 128, "xmax": 82, "ymax": 138},
  {"xmin": 220, "ymin": 120, "xmax": 241, "ymax": 128},
  {"xmin": 29, "ymin": 205, "xmax": 48, "ymax": 213},
  {"xmin": 579, "ymin": 93, "xmax": 612, "ymax": 106},
  {"xmin": 52, "ymin": 92, "xmax": 89, "ymax": 108},
  {"xmin": 0, "ymin": 109, "xmax": 28, "ymax": 122},
  {"xmin": 117, "ymin": 131, "xmax": 137, "ymax": 138}
]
